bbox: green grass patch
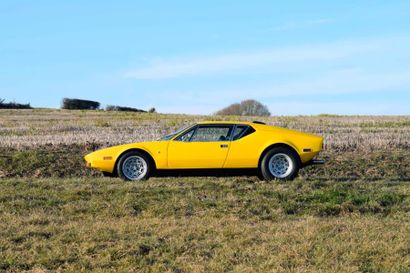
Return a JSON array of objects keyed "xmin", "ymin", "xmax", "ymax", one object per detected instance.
[{"xmin": 0, "ymin": 177, "xmax": 409, "ymax": 272}]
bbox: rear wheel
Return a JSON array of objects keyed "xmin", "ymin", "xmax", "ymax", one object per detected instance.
[
  {"xmin": 117, "ymin": 151, "xmax": 152, "ymax": 181},
  {"xmin": 260, "ymin": 147, "xmax": 300, "ymax": 181}
]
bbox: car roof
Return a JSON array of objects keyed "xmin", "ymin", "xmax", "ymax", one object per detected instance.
[{"xmin": 196, "ymin": 121, "xmax": 264, "ymax": 126}]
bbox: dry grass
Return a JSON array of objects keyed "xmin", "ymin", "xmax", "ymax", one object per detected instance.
[{"xmin": 1, "ymin": 109, "xmax": 409, "ymax": 151}]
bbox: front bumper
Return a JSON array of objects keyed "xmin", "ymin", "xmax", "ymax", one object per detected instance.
[{"xmin": 83, "ymin": 153, "xmax": 115, "ymax": 172}]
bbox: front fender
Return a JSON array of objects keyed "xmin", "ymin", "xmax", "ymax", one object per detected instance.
[{"xmin": 84, "ymin": 141, "xmax": 169, "ymax": 173}]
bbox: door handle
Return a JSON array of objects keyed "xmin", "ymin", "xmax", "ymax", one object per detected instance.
[{"xmin": 220, "ymin": 144, "xmax": 228, "ymax": 148}]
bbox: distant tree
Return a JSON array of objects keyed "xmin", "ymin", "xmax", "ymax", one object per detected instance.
[
  {"xmin": 215, "ymin": 99, "xmax": 270, "ymax": 116},
  {"xmin": 148, "ymin": 107, "xmax": 156, "ymax": 113},
  {"xmin": 106, "ymin": 105, "xmax": 146, "ymax": 113},
  {"xmin": 62, "ymin": 98, "xmax": 100, "ymax": 110},
  {"xmin": 0, "ymin": 98, "xmax": 32, "ymax": 109}
]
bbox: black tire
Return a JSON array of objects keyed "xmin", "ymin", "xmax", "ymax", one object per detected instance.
[
  {"xmin": 117, "ymin": 151, "xmax": 153, "ymax": 181},
  {"xmin": 259, "ymin": 147, "xmax": 300, "ymax": 181}
]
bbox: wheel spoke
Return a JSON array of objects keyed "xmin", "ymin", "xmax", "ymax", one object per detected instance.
[
  {"xmin": 268, "ymin": 153, "xmax": 294, "ymax": 179},
  {"xmin": 122, "ymin": 155, "xmax": 148, "ymax": 181}
]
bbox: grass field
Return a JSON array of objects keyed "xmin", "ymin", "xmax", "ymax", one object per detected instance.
[
  {"xmin": 1, "ymin": 178, "xmax": 409, "ymax": 272},
  {"xmin": 0, "ymin": 109, "xmax": 409, "ymax": 272}
]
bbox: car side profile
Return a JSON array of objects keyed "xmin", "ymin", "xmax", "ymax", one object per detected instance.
[{"xmin": 84, "ymin": 121, "xmax": 324, "ymax": 181}]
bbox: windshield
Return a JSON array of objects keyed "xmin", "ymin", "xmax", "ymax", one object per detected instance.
[{"xmin": 161, "ymin": 125, "xmax": 193, "ymax": 140}]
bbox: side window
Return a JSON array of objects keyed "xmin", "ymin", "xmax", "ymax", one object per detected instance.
[
  {"xmin": 174, "ymin": 127, "xmax": 196, "ymax": 142},
  {"xmin": 190, "ymin": 126, "xmax": 233, "ymax": 142},
  {"xmin": 233, "ymin": 125, "xmax": 255, "ymax": 140},
  {"xmin": 232, "ymin": 126, "xmax": 247, "ymax": 140}
]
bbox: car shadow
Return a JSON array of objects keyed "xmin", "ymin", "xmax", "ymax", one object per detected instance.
[{"xmin": 153, "ymin": 168, "xmax": 259, "ymax": 178}]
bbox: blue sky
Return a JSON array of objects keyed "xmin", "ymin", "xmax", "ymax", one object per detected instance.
[{"xmin": 1, "ymin": 1, "xmax": 410, "ymax": 115}]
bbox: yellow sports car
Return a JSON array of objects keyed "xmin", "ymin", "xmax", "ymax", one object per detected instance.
[{"xmin": 84, "ymin": 121, "xmax": 324, "ymax": 181}]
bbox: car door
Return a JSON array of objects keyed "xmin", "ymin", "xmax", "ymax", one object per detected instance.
[
  {"xmin": 167, "ymin": 125, "xmax": 234, "ymax": 169},
  {"xmin": 223, "ymin": 125, "xmax": 259, "ymax": 168}
]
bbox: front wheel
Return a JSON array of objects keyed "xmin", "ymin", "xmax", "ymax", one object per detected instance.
[
  {"xmin": 117, "ymin": 151, "xmax": 152, "ymax": 181},
  {"xmin": 260, "ymin": 147, "xmax": 300, "ymax": 181}
]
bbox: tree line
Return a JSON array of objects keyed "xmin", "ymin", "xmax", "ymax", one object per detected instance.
[
  {"xmin": 1, "ymin": 97, "xmax": 271, "ymax": 116},
  {"xmin": 61, "ymin": 98, "xmax": 156, "ymax": 113},
  {"xmin": 0, "ymin": 98, "xmax": 32, "ymax": 109}
]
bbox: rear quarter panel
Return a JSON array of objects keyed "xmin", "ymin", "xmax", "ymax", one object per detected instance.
[
  {"xmin": 261, "ymin": 127, "xmax": 323, "ymax": 164},
  {"xmin": 223, "ymin": 125, "xmax": 322, "ymax": 168}
]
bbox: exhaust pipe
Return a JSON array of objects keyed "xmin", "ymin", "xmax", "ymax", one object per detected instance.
[{"xmin": 310, "ymin": 159, "xmax": 325, "ymax": 165}]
